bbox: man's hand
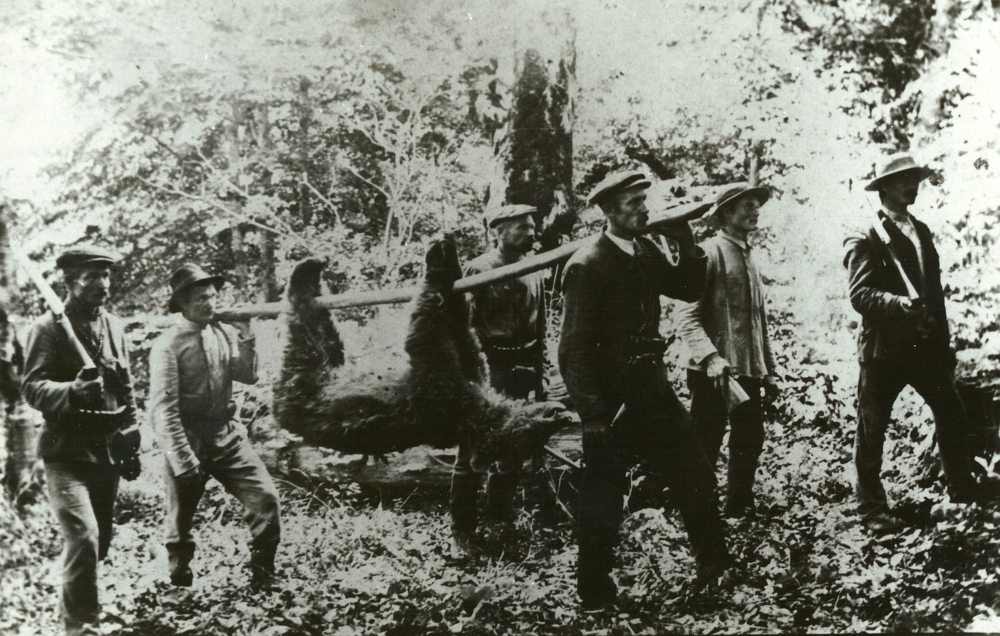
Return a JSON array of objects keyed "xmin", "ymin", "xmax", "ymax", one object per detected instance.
[
  {"xmin": 763, "ymin": 375, "xmax": 779, "ymax": 404},
  {"xmin": 900, "ymin": 297, "xmax": 924, "ymax": 316},
  {"xmin": 70, "ymin": 368, "xmax": 103, "ymax": 406},
  {"xmin": 654, "ymin": 220, "xmax": 696, "ymax": 248},
  {"xmin": 228, "ymin": 318, "xmax": 255, "ymax": 341},
  {"xmin": 583, "ymin": 419, "xmax": 612, "ymax": 448},
  {"xmin": 704, "ymin": 353, "xmax": 731, "ymax": 393},
  {"xmin": 175, "ymin": 465, "xmax": 206, "ymax": 489}
]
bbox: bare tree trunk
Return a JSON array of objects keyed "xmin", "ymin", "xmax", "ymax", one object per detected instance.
[{"xmin": 255, "ymin": 103, "xmax": 281, "ymax": 303}]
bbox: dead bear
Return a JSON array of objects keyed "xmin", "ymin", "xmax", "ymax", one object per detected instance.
[{"xmin": 272, "ymin": 235, "xmax": 575, "ymax": 469}]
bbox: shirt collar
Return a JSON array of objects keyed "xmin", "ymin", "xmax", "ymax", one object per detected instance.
[
  {"xmin": 720, "ymin": 230, "xmax": 750, "ymax": 251},
  {"xmin": 177, "ymin": 316, "xmax": 208, "ymax": 333},
  {"xmin": 882, "ymin": 208, "xmax": 913, "ymax": 226},
  {"xmin": 603, "ymin": 230, "xmax": 635, "ymax": 256}
]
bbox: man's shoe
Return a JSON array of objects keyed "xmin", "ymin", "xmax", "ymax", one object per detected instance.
[
  {"xmin": 861, "ymin": 511, "xmax": 904, "ymax": 535},
  {"xmin": 169, "ymin": 565, "xmax": 194, "ymax": 587}
]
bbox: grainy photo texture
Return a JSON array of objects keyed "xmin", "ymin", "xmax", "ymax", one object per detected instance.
[{"xmin": 1, "ymin": 0, "xmax": 999, "ymax": 634}]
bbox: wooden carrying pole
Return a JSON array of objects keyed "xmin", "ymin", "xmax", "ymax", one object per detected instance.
[{"xmin": 213, "ymin": 198, "xmax": 716, "ymax": 321}]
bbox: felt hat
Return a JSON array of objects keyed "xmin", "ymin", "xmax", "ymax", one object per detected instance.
[
  {"xmin": 864, "ymin": 153, "xmax": 932, "ymax": 191},
  {"xmin": 55, "ymin": 245, "xmax": 121, "ymax": 270},
  {"xmin": 486, "ymin": 204, "xmax": 538, "ymax": 229},
  {"xmin": 168, "ymin": 263, "xmax": 226, "ymax": 313},
  {"xmin": 587, "ymin": 170, "xmax": 652, "ymax": 206},
  {"xmin": 707, "ymin": 183, "xmax": 771, "ymax": 219},
  {"xmin": 646, "ymin": 200, "xmax": 714, "ymax": 227}
]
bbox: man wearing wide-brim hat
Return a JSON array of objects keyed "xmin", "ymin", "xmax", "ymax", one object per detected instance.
[
  {"xmin": 21, "ymin": 244, "xmax": 139, "ymax": 635},
  {"xmin": 148, "ymin": 263, "xmax": 281, "ymax": 587},
  {"xmin": 558, "ymin": 169, "xmax": 731, "ymax": 610},
  {"xmin": 450, "ymin": 203, "xmax": 550, "ymax": 556},
  {"xmin": 677, "ymin": 182, "xmax": 779, "ymax": 518},
  {"xmin": 844, "ymin": 152, "xmax": 1000, "ymax": 534}
]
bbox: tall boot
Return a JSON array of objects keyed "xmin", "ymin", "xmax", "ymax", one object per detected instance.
[
  {"xmin": 724, "ymin": 450, "xmax": 759, "ymax": 517},
  {"xmin": 486, "ymin": 467, "xmax": 520, "ymax": 524}
]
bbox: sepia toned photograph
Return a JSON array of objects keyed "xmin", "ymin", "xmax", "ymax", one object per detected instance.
[{"xmin": 1, "ymin": 0, "xmax": 998, "ymax": 633}]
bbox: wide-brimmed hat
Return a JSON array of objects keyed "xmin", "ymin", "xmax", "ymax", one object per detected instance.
[
  {"xmin": 587, "ymin": 170, "xmax": 651, "ymax": 206},
  {"xmin": 865, "ymin": 153, "xmax": 933, "ymax": 191},
  {"xmin": 646, "ymin": 200, "xmax": 714, "ymax": 227},
  {"xmin": 55, "ymin": 245, "xmax": 121, "ymax": 270},
  {"xmin": 707, "ymin": 183, "xmax": 770, "ymax": 219},
  {"xmin": 486, "ymin": 204, "xmax": 538, "ymax": 229},
  {"xmin": 167, "ymin": 263, "xmax": 226, "ymax": 313}
]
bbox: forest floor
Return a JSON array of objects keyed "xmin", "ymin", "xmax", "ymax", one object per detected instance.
[{"xmin": 4, "ymin": 394, "xmax": 1000, "ymax": 635}]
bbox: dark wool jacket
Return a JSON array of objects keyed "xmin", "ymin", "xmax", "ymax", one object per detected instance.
[
  {"xmin": 21, "ymin": 308, "xmax": 136, "ymax": 463},
  {"xmin": 558, "ymin": 233, "xmax": 707, "ymax": 424},
  {"xmin": 844, "ymin": 211, "xmax": 953, "ymax": 365}
]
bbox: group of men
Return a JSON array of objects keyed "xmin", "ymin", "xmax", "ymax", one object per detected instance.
[
  {"xmin": 21, "ymin": 252, "xmax": 280, "ymax": 634},
  {"xmin": 16, "ymin": 151, "xmax": 999, "ymax": 631}
]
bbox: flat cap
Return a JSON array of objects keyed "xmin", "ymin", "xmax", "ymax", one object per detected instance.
[
  {"xmin": 708, "ymin": 183, "xmax": 770, "ymax": 218},
  {"xmin": 55, "ymin": 245, "xmax": 121, "ymax": 270},
  {"xmin": 587, "ymin": 170, "xmax": 651, "ymax": 206},
  {"xmin": 486, "ymin": 204, "xmax": 538, "ymax": 228},
  {"xmin": 865, "ymin": 153, "xmax": 932, "ymax": 191}
]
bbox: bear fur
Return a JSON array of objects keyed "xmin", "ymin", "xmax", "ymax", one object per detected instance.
[{"xmin": 273, "ymin": 236, "xmax": 575, "ymax": 467}]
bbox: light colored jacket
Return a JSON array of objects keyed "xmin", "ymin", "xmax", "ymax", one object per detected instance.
[
  {"xmin": 676, "ymin": 233, "xmax": 776, "ymax": 378},
  {"xmin": 148, "ymin": 318, "xmax": 257, "ymax": 475}
]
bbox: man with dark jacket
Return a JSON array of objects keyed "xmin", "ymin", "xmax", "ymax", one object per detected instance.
[
  {"xmin": 559, "ymin": 170, "xmax": 730, "ymax": 610},
  {"xmin": 149, "ymin": 263, "xmax": 281, "ymax": 587},
  {"xmin": 845, "ymin": 153, "xmax": 997, "ymax": 534},
  {"xmin": 21, "ymin": 245, "xmax": 137, "ymax": 636},
  {"xmin": 451, "ymin": 204, "xmax": 547, "ymax": 554}
]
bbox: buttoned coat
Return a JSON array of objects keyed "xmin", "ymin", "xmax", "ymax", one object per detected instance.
[
  {"xmin": 21, "ymin": 310, "xmax": 136, "ymax": 463},
  {"xmin": 676, "ymin": 234, "xmax": 776, "ymax": 378},
  {"xmin": 844, "ymin": 211, "xmax": 952, "ymax": 365},
  {"xmin": 558, "ymin": 233, "xmax": 706, "ymax": 425}
]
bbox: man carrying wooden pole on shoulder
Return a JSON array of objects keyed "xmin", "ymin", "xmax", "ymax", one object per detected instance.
[
  {"xmin": 558, "ymin": 170, "xmax": 731, "ymax": 611},
  {"xmin": 148, "ymin": 263, "xmax": 281, "ymax": 587},
  {"xmin": 677, "ymin": 183, "xmax": 779, "ymax": 518},
  {"xmin": 450, "ymin": 204, "xmax": 550, "ymax": 557}
]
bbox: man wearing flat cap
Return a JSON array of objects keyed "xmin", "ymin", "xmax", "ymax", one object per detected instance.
[
  {"xmin": 845, "ymin": 153, "xmax": 999, "ymax": 534},
  {"xmin": 677, "ymin": 183, "xmax": 779, "ymax": 518},
  {"xmin": 21, "ymin": 245, "xmax": 138, "ymax": 635},
  {"xmin": 450, "ymin": 203, "xmax": 548, "ymax": 555},
  {"xmin": 148, "ymin": 263, "xmax": 281, "ymax": 586},
  {"xmin": 559, "ymin": 170, "xmax": 730, "ymax": 610}
]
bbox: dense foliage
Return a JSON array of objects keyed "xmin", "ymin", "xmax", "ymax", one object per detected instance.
[{"xmin": 2, "ymin": 0, "xmax": 999, "ymax": 633}]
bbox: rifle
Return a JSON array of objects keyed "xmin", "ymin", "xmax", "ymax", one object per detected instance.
[{"xmin": 15, "ymin": 252, "xmax": 141, "ymax": 479}]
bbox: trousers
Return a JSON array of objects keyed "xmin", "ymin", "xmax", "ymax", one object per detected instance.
[
  {"xmin": 450, "ymin": 357, "xmax": 541, "ymax": 534},
  {"xmin": 164, "ymin": 435, "xmax": 281, "ymax": 574},
  {"xmin": 577, "ymin": 381, "xmax": 729, "ymax": 598},
  {"xmin": 44, "ymin": 461, "xmax": 119, "ymax": 635},
  {"xmin": 688, "ymin": 371, "xmax": 765, "ymax": 509},
  {"xmin": 854, "ymin": 360, "xmax": 975, "ymax": 515}
]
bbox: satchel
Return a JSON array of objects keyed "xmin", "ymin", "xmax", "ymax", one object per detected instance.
[{"xmin": 109, "ymin": 423, "xmax": 142, "ymax": 481}]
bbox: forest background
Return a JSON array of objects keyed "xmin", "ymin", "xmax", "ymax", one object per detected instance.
[{"xmin": 1, "ymin": 0, "xmax": 999, "ymax": 634}]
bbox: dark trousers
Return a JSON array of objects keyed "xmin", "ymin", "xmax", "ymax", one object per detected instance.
[
  {"xmin": 577, "ymin": 383, "xmax": 728, "ymax": 598},
  {"xmin": 854, "ymin": 360, "xmax": 975, "ymax": 516},
  {"xmin": 45, "ymin": 461, "xmax": 119, "ymax": 635},
  {"xmin": 688, "ymin": 371, "xmax": 765, "ymax": 509},
  {"xmin": 450, "ymin": 360, "xmax": 534, "ymax": 534},
  {"xmin": 164, "ymin": 436, "xmax": 281, "ymax": 575}
]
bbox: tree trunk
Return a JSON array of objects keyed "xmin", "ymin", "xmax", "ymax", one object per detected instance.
[{"xmin": 229, "ymin": 100, "xmax": 249, "ymax": 285}]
